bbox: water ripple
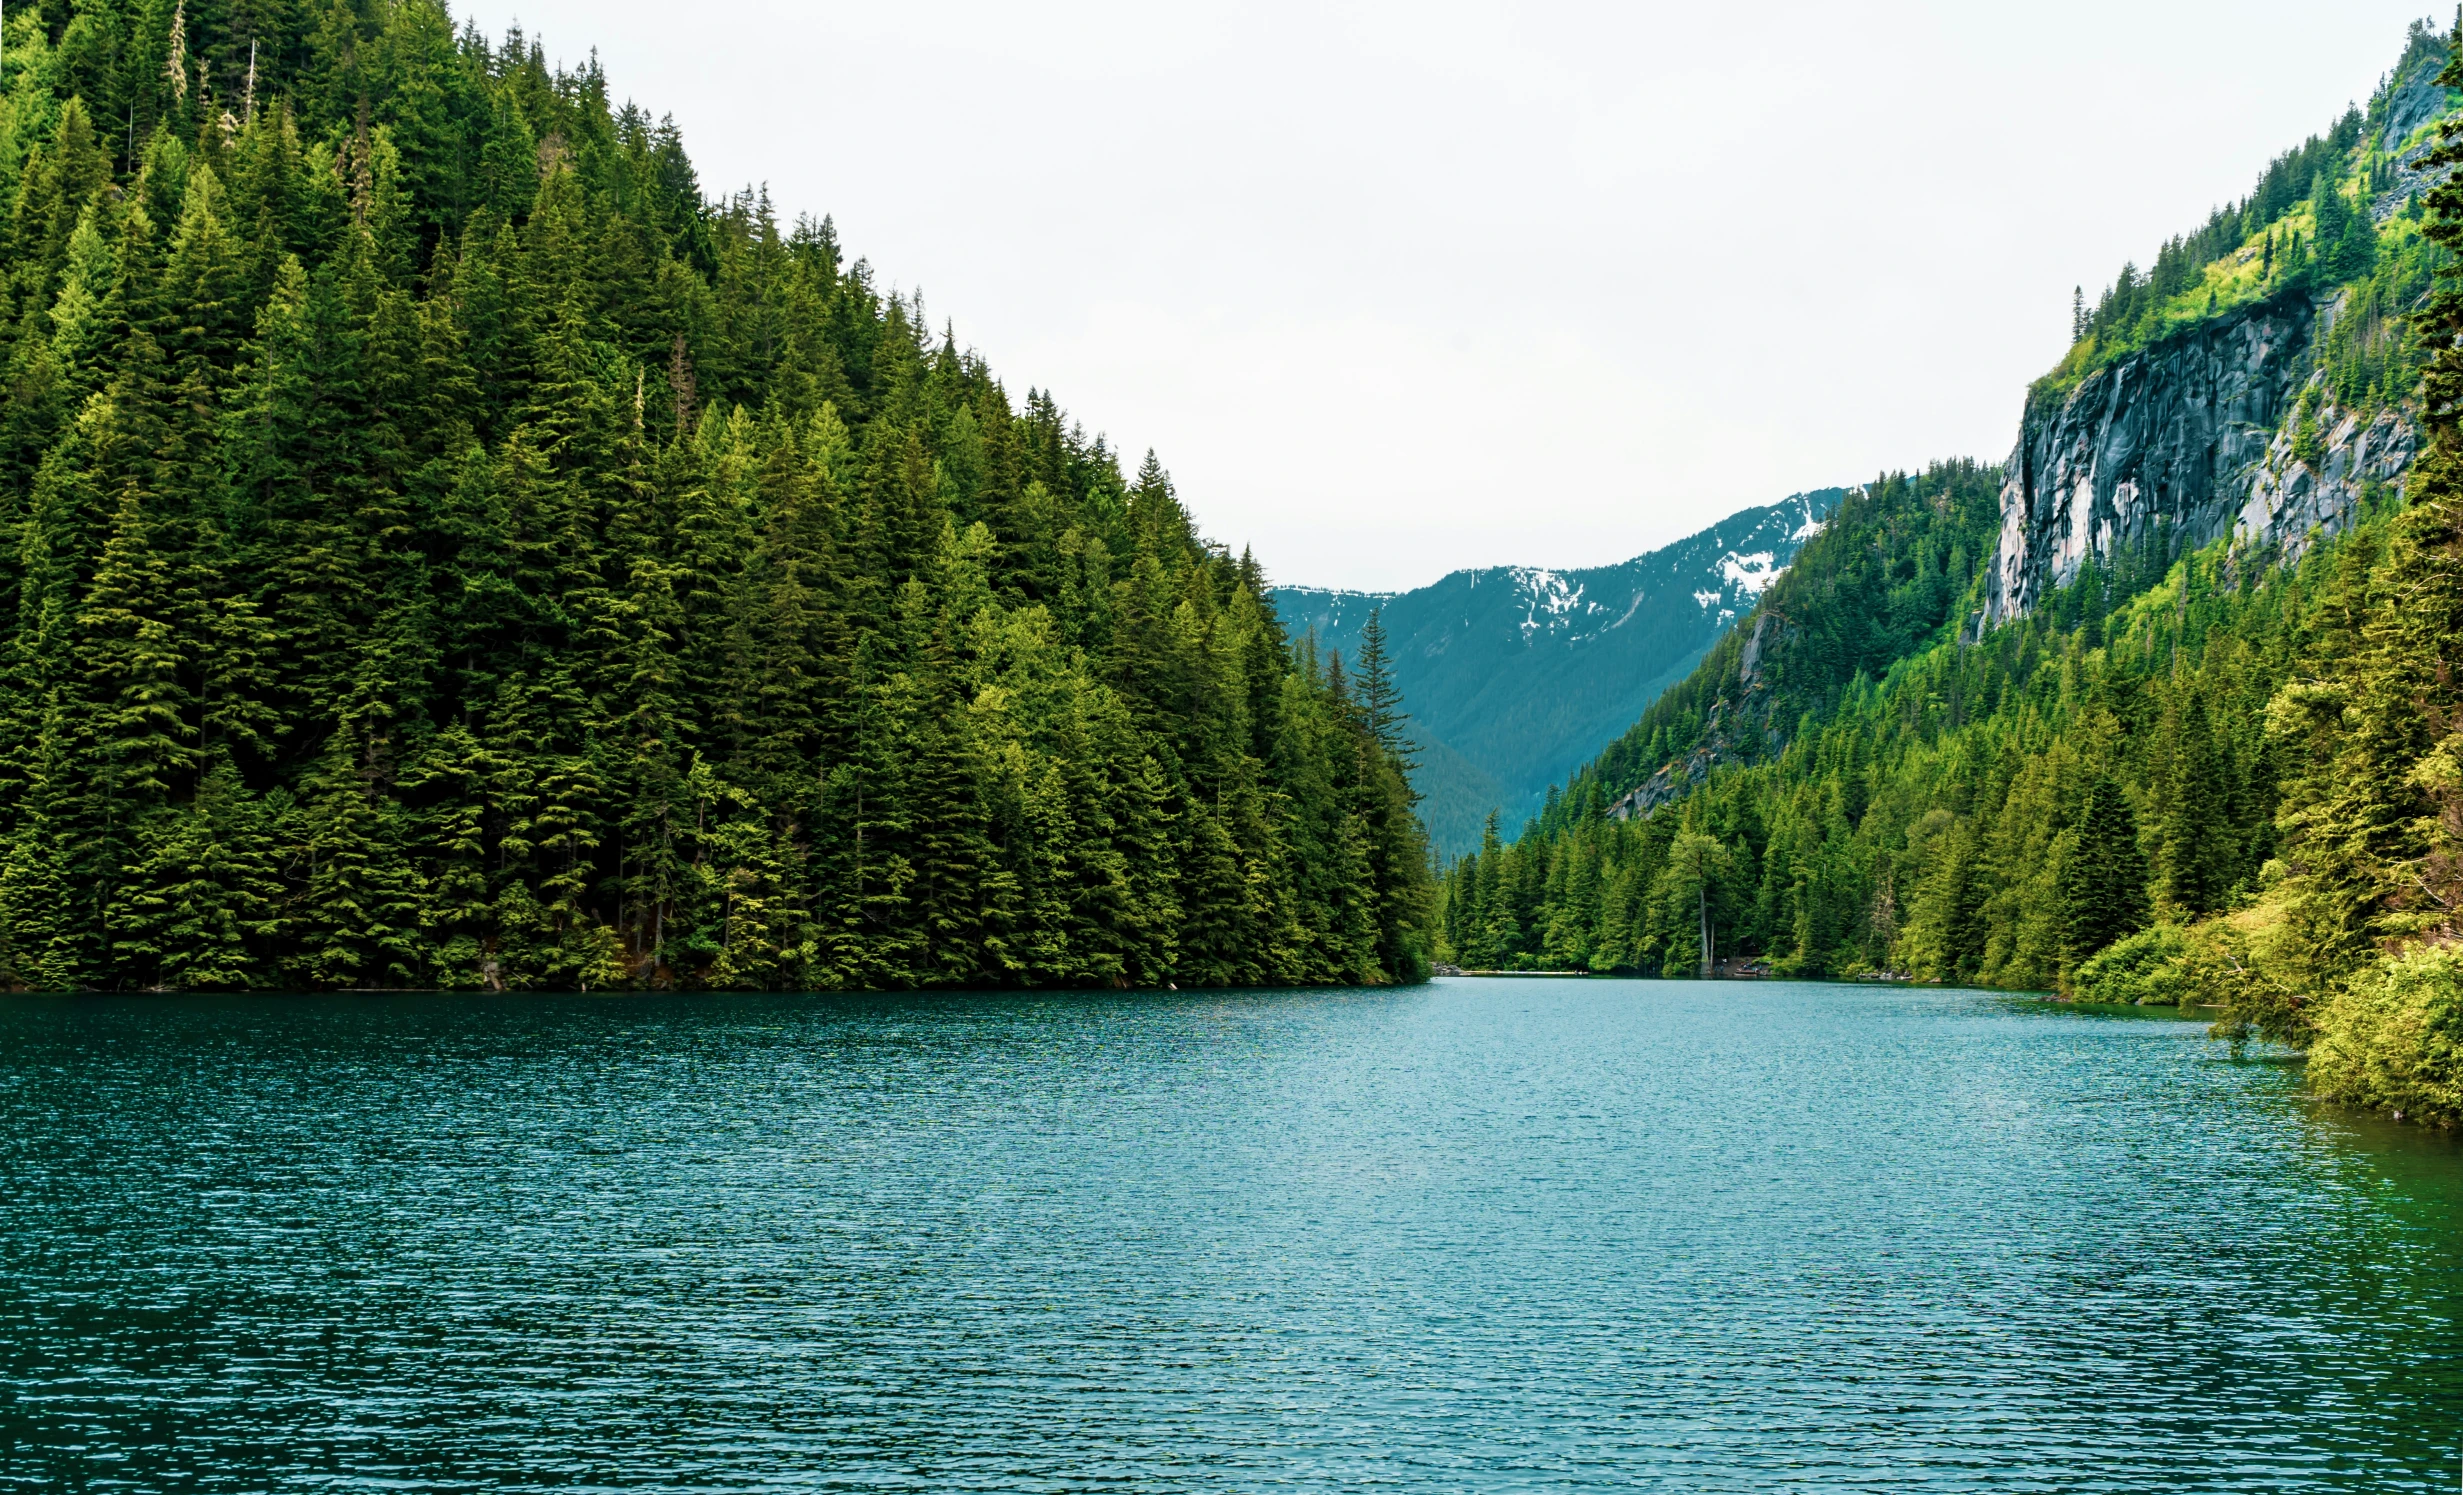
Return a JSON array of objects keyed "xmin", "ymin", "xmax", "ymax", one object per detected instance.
[{"xmin": 3, "ymin": 982, "xmax": 2460, "ymax": 1491}]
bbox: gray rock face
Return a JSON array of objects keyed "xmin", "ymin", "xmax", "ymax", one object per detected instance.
[
  {"xmin": 2237, "ymin": 388, "xmax": 2417, "ymax": 551},
  {"xmin": 1594, "ymin": 32, "xmax": 2455, "ymax": 821},
  {"xmin": 2382, "ymin": 66, "xmax": 2453, "ymax": 153},
  {"xmin": 1979, "ymin": 29, "xmax": 2460, "ymax": 629},
  {"xmin": 2377, "ymin": 131, "xmax": 2456, "ymax": 222},
  {"xmin": 1980, "ymin": 293, "xmax": 2416, "ymax": 627},
  {"xmin": 2373, "ymin": 39, "xmax": 2454, "ymax": 217}
]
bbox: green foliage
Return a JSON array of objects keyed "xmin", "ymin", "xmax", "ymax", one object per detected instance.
[
  {"xmin": 2072, "ymin": 926, "xmax": 2191, "ymax": 1006},
  {"xmin": 2309, "ymin": 945, "xmax": 2463, "ymax": 1123},
  {"xmin": 1433, "ymin": 414, "xmax": 2385, "ymax": 985},
  {"xmin": 2062, "ymin": 776, "xmax": 2150, "ymax": 965},
  {"xmin": 2317, "ymin": 240, "xmax": 2436, "ymax": 417},
  {"xmin": 2046, "ymin": 27, "xmax": 2451, "ymax": 398},
  {"xmin": 0, "ymin": 2, "xmax": 1430, "ymax": 990},
  {"xmin": 1580, "ymin": 462, "xmax": 2003, "ymax": 800},
  {"xmin": 1661, "ymin": 829, "xmax": 1736, "ymax": 978}
]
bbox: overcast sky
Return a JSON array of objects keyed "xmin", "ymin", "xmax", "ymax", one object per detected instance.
[{"xmin": 461, "ymin": 0, "xmax": 2440, "ymax": 591}]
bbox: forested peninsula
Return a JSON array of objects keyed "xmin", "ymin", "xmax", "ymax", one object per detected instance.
[
  {"xmin": 1440, "ymin": 20, "xmax": 2463, "ymax": 1123},
  {"xmin": 0, "ymin": 1, "xmax": 1432, "ymax": 992}
]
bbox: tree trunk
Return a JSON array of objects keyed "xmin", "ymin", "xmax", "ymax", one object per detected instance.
[{"xmin": 1699, "ymin": 884, "xmax": 1713, "ymax": 980}]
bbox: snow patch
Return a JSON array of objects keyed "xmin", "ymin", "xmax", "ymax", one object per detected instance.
[
  {"xmin": 1512, "ymin": 567, "xmax": 1593, "ymax": 636},
  {"xmin": 1693, "ymin": 588, "xmax": 1723, "ymax": 609},
  {"xmin": 1718, "ymin": 551, "xmax": 1781, "ymax": 595}
]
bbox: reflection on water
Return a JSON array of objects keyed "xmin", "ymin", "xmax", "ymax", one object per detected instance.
[{"xmin": 3, "ymin": 980, "xmax": 2460, "ymax": 1491}]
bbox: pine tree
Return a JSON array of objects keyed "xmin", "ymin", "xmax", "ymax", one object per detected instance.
[
  {"xmin": 2063, "ymin": 778, "xmax": 2152, "ymax": 965},
  {"xmin": 2158, "ymin": 693, "xmax": 2230, "ymax": 917},
  {"xmin": 1355, "ymin": 607, "xmax": 1418, "ymax": 783},
  {"xmin": 115, "ymin": 753, "xmax": 284, "ymax": 990},
  {"xmin": 1663, "ymin": 829, "xmax": 1732, "ymax": 979}
]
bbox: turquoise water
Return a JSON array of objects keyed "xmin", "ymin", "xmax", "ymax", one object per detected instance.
[{"xmin": 4, "ymin": 979, "xmax": 2460, "ymax": 1491}]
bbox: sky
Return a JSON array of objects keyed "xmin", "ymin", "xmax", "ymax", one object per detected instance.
[{"xmin": 461, "ymin": 0, "xmax": 2443, "ymax": 592}]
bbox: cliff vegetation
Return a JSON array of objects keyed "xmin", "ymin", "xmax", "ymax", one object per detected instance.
[{"xmin": 2040, "ymin": 18, "xmax": 2454, "ymax": 400}]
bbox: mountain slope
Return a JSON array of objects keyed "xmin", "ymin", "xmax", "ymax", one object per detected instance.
[
  {"xmin": 1503, "ymin": 17, "xmax": 2455, "ymax": 844},
  {"xmin": 1988, "ymin": 22, "xmax": 2450, "ymax": 622},
  {"xmin": 1273, "ymin": 489, "xmax": 1838, "ymax": 853}
]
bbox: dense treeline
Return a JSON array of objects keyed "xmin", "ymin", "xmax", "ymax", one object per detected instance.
[
  {"xmin": 1440, "ymin": 518, "xmax": 2325, "ymax": 982},
  {"xmin": 2074, "ymin": 109, "xmax": 2365, "ymax": 350},
  {"xmin": 0, "ymin": 1, "xmax": 1432, "ymax": 990},
  {"xmin": 1443, "ymin": 23, "xmax": 2463, "ymax": 1124}
]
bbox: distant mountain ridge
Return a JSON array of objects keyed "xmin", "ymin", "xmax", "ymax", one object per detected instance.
[{"xmin": 1273, "ymin": 489, "xmax": 1841, "ymax": 853}]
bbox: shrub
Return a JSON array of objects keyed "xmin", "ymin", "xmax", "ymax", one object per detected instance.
[
  {"xmin": 2074, "ymin": 926, "xmax": 2193, "ymax": 1004},
  {"xmin": 2308, "ymin": 945, "xmax": 2463, "ymax": 1124}
]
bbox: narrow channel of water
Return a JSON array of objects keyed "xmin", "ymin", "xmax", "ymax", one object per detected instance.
[{"xmin": 4, "ymin": 980, "xmax": 2459, "ymax": 1491}]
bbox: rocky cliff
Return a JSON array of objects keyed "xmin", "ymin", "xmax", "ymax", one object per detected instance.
[
  {"xmin": 1557, "ymin": 22, "xmax": 2453, "ymax": 833},
  {"xmin": 1981, "ymin": 292, "xmax": 2418, "ymax": 627}
]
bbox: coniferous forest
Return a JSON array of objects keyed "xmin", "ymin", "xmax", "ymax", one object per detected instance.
[
  {"xmin": 0, "ymin": 1, "xmax": 1433, "ymax": 991},
  {"xmin": 1438, "ymin": 22, "xmax": 2463, "ymax": 1123}
]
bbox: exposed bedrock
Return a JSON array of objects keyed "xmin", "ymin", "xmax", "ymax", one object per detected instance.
[{"xmin": 1981, "ymin": 292, "xmax": 2416, "ymax": 627}]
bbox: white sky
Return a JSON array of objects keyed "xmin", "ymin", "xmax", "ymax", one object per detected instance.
[{"xmin": 460, "ymin": 0, "xmax": 2442, "ymax": 591}]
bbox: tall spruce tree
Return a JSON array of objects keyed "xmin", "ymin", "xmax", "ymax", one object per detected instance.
[
  {"xmin": 2063, "ymin": 778, "xmax": 2151, "ymax": 966},
  {"xmin": 2158, "ymin": 694, "xmax": 2230, "ymax": 918}
]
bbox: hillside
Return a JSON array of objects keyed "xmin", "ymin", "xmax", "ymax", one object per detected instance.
[
  {"xmin": 1273, "ymin": 489, "xmax": 1837, "ymax": 853},
  {"xmin": 1439, "ymin": 18, "xmax": 2463, "ymax": 1125},
  {"xmin": 0, "ymin": 2, "xmax": 1431, "ymax": 990}
]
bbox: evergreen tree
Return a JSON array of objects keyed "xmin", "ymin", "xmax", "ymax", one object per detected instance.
[
  {"xmin": 1662, "ymin": 829, "xmax": 1733, "ymax": 979},
  {"xmin": 1355, "ymin": 607, "xmax": 1415, "ymax": 776},
  {"xmin": 2063, "ymin": 778, "xmax": 2151, "ymax": 967},
  {"xmin": 2157, "ymin": 694, "xmax": 2230, "ymax": 917}
]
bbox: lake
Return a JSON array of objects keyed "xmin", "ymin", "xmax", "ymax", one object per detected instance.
[{"xmin": 4, "ymin": 979, "xmax": 2460, "ymax": 1491}]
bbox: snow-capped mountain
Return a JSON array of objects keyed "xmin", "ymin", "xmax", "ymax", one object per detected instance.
[{"xmin": 1273, "ymin": 489, "xmax": 1841, "ymax": 855}]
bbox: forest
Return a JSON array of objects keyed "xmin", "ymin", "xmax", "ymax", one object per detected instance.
[
  {"xmin": 0, "ymin": 0, "xmax": 1433, "ymax": 991},
  {"xmin": 1439, "ymin": 23, "xmax": 2463, "ymax": 1123}
]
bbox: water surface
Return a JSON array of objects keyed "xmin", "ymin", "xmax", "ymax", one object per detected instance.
[{"xmin": 4, "ymin": 980, "xmax": 2460, "ymax": 1491}]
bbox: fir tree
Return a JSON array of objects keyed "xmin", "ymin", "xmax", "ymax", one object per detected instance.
[
  {"xmin": 2157, "ymin": 694, "xmax": 2230, "ymax": 917},
  {"xmin": 2063, "ymin": 778, "xmax": 2151, "ymax": 966}
]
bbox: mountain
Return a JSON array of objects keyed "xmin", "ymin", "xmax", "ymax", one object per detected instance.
[
  {"xmin": 1437, "ymin": 18, "xmax": 2463, "ymax": 1124},
  {"xmin": 0, "ymin": 1, "xmax": 1430, "ymax": 991},
  {"xmin": 1271, "ymin": 489, "xmax": 1839, "ymax": 854}
]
